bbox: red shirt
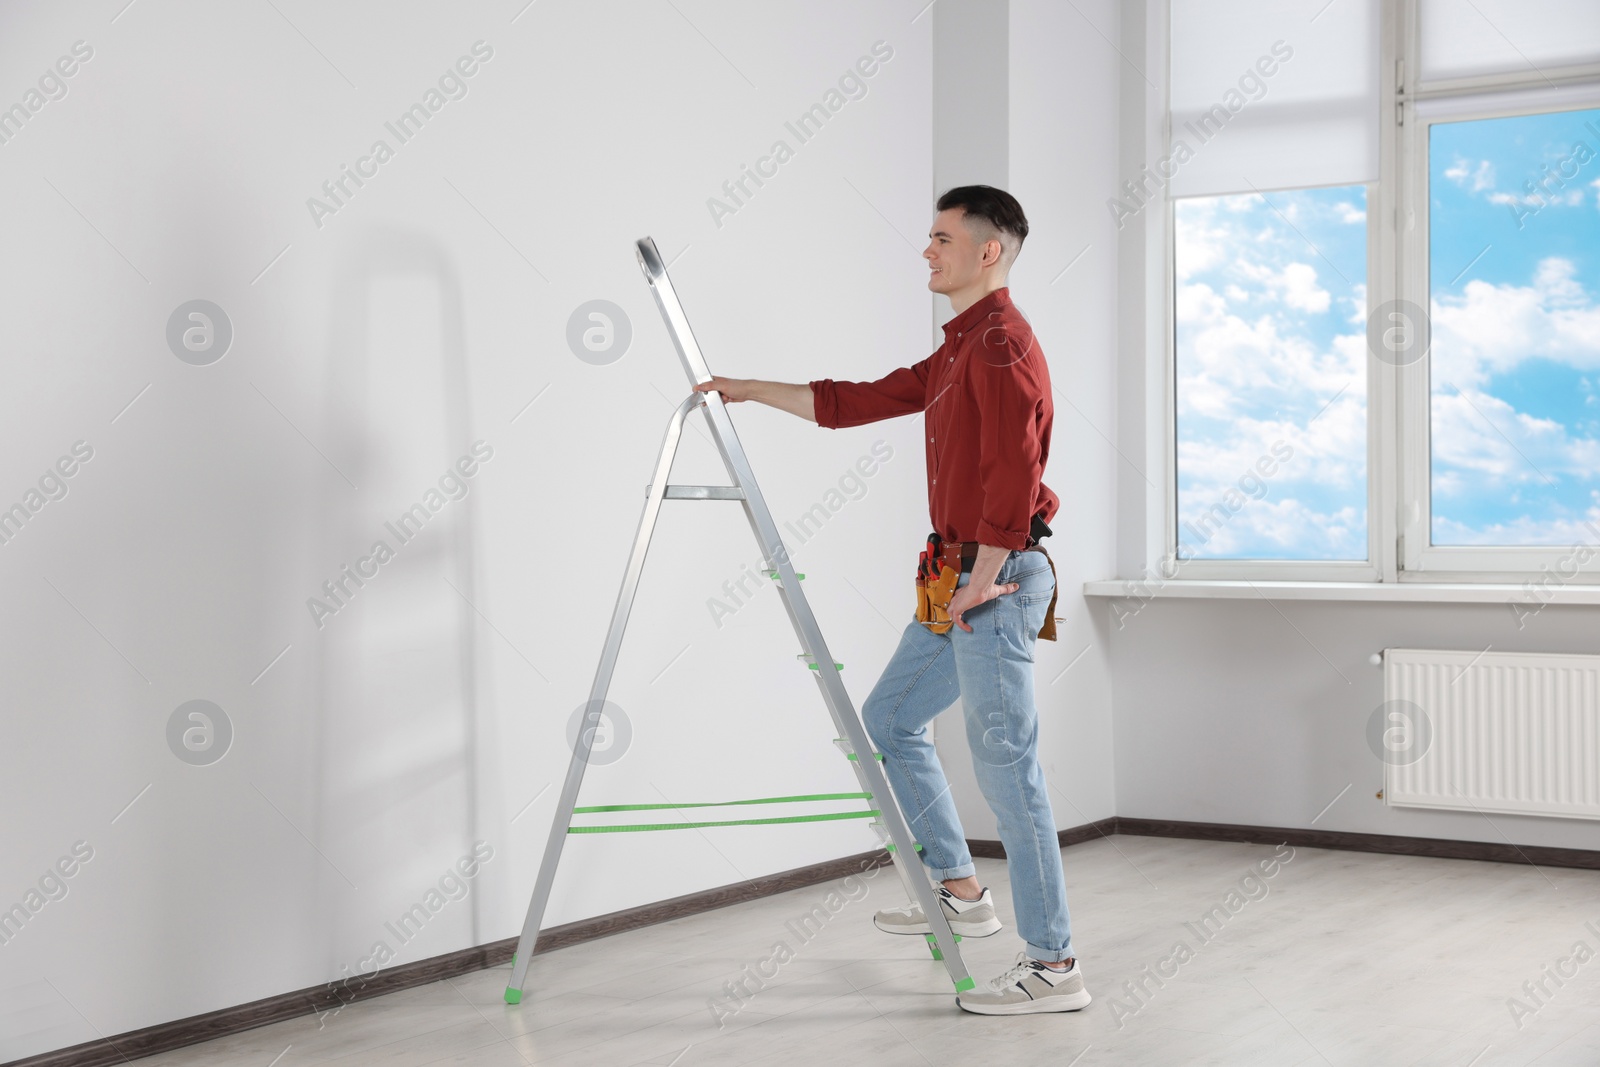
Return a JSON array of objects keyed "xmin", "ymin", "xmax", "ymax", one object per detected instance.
[{"xmin": 809, "ymin": 287, "xmax": 1057, "ymax": 551}]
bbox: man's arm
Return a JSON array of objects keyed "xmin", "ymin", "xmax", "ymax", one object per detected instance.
[{"xmin": 693, "ymin": 378, "xmax": 816, "ymax": 422}]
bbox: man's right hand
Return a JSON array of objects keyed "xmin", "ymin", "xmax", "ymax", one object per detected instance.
[{"xmin": 694, "ymin": 376, "xmax": 757, "ymax": 403}]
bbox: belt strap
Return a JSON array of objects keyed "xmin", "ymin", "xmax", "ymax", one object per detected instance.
[{"xmin": 935, "ymin": 537, "xmax": 1042, "ymax": 573}]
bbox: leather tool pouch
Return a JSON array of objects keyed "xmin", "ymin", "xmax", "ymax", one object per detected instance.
[
  {"xmin": 915, "ymin": 533, "xmax": 958, "ymax": 634},
  {"xmin": 1035, "ymin": 545, "xmax": 1059, "ymax": 642}
]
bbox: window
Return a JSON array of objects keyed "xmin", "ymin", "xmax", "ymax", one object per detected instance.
[
  {"xmin": 1166, "ymin": 0, "xmax": 1379, "ymax": 579},
  {"xmin": 1161, "ymin": 0, "xmax": 1600, "ymax": 582},
  {"xmin": 1400, "ymin": 0, "xmax": 1600, "ymax": 576}
]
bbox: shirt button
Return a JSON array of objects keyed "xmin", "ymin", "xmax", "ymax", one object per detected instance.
[
  {"xmin": 929, "ymin": 437, "xmax": 934, "ymax": 442},
  {"xmin": 948, "ymin": 357, "xmax": 954, "ymax": 362}
]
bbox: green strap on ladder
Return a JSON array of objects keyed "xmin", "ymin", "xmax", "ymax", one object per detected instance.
[
  {"xmin": 569, "ymin": 809, "xmax": 881, "ymax": 833},
  {"xmin": 574, "ymin": 791, "xmax": 869, "ymax": 813},
  {"xmin": 568, "ymin": 791, "xmax": 878, "ymax": 834}
]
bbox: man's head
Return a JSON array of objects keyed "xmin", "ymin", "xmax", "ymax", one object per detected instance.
[{"xmin": 924, "ymin": 185, "xmax": 1029, "ymax": 305}]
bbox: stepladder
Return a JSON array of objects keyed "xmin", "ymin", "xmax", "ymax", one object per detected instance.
[{"xmin": 502, "ymin": 236, "xmax": 973, "ymax": 1005}]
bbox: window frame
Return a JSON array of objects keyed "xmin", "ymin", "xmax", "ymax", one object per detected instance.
[{"xmin": 1398, "ymin": 2, "xmax": 1600, "ymax": 580}]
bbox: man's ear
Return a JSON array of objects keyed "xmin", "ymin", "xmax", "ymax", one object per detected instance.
[{"xmin": 983, "ymin": 238, "xmax": 1002, "ymax": 268}]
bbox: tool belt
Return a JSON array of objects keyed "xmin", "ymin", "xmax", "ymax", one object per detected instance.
[{"xmin": 914, "ymin": 515, "xmax": 1058, "ymax": 641}]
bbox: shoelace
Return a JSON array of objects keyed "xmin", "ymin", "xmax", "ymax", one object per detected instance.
[{"xmin": 988, "ymin": 952, "xmax": 1038, "ymax": 992}]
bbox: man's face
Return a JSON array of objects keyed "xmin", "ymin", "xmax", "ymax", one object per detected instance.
[{"xmin": 923, "ymin": 207, "xmax": 996, "ymax": 295}]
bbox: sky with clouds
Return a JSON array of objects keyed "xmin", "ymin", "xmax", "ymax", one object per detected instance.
[
  {"xmin": 1174, "ymin": 187, "xmax": 1368, "ymax": 560},
  {"xmin": 1430, "ymin": 105, "xmax": 1600, "ymax": 546},
  {"xmin": 1172, "ymin": 104, "xmax": 1600, "ymax": 560}
]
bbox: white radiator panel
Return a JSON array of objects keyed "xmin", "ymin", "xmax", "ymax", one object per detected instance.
[{"xmin": 1383, "ymin": 648, "xmax": 1600, "ymax": 820}]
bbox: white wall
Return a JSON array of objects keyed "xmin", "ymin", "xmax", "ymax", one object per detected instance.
[
  {"xmin": 1102, "ymin": 0, "xmax": 1600, "ymax": 854},
  {"xmin": 0, "ymin": 2, "xmax": 933, "ymax": 1058}
]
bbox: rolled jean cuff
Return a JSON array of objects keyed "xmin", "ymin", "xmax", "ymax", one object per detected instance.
[
  {"xmin": 1026, "ymin": 940, "xmax": 1073, "ymax": 964},
  {"xmin": 925, "ymin": 861, "xmax": 976, "ymax": 881}
]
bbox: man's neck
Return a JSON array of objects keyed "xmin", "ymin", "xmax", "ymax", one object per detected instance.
[{"xmin": 946, "ymin": 276, "xmax": 1008, "ymax": 316}]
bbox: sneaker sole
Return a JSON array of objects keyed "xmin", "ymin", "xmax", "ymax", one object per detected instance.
[
  {"xmin": 956, "ymin": 989, "xmax": 1092, "ymax": 1015},
  {"xmin": 872, "ymin": 914, "xmax": 1004, "ymax": 938}
]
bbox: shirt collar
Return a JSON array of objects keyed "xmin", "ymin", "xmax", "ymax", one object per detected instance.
[{"xmin": 942, "ymin": 287, "xmax": 1012, "ymax": 339}]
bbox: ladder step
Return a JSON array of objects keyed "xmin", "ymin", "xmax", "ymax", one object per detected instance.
[
  {"xmin": 765, "ymin": 570, "xmax": 805, "ymax": 580},
  {"xmin": 834, "ymin": 737, "xmax": 883, "ymax": 762},
  {"xmin": 644, "ymin": 484, "xmax": 746, "ymax": 500}
]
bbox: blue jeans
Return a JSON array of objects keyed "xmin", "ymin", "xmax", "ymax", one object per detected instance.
[{"xmin": 862, "ymin": 548, "xmax": 1073, "ymax": 963}]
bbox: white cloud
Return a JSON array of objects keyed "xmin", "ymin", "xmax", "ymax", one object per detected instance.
[
  {"xmin": 1179, "ymin": 493, "xmax": 1366, "ymax": 559},
  {"xmin": 1237, "ymin": 259, "xmax": 1331, "ymax": 313},
  {"xmin": 1431, "ymin": 383, "xmax": 1600, "ymax": 497},
  {"xmin": 1336, "ymin": 201, "xmax": 1366, "ymax": 224},
  {"xmin": 1444, "ymin": 157, "xmax": 1496, "ymax": 192},
  {"xmin": 1431, "ymin": 257, "xmax": 1600, "ymax": 385},
  {"xmin": 1281, "ymin": 263, "xmax": 1331, "ymax": 313}
]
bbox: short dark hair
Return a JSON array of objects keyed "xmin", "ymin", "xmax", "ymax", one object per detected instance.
[{"xmin": 936, "ymin": 185, "xmax": 1029, "ymax": 252}]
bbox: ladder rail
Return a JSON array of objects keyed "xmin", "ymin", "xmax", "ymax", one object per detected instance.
[{"xmin": 504, "ymin": 391, "xmax": 700, "ymax": 997}]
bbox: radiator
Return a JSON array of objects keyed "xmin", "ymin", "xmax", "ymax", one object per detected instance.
[{"xmin": 1382, "ymin": 648, "xmax": 1600, "ymax": 820}]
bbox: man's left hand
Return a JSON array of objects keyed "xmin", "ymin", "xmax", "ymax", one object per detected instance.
[{"xmin": 948, "ymin": 578, "xmax": 1019, "ymax": 632}]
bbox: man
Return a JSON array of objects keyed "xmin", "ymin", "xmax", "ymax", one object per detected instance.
[{"xmin": 694, "ymin": 185, "xmax": 1087, "ymax": 1016}]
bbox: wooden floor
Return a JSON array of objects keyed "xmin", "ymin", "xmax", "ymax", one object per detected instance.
[{"xmin": 127, "ymin": 835, "xmax": 1600, "ymax": 1066}]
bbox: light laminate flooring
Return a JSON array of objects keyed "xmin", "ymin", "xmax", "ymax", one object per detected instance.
[{"xmin": 126, "ymin": 835, "xmax": 1600, "ymax": 1066}]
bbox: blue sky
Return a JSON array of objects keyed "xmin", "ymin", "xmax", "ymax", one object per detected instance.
[
  {"xmin": 1429, "ymin": 106, "xmax": 1600, "ymax": 545},
  {"xmin": 1174, "ymin": 186, "xmax": 1369, "ymax": 560}
]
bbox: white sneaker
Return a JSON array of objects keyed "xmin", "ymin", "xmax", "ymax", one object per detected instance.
[
  {"xmin": 872, "ymin": 886, "xmax": 1004, "ymax": 937},
  {"xmin": 957, "ymin": 952, "xmax": 1092, "ymax": 1015}
]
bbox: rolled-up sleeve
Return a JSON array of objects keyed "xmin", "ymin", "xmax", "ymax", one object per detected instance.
[
  {"xmin": 969, "ymin": 333, "xmax": 1047, "ymax": 550},
  {"xmin": 810, "ymin": 356, "xmax": 933, "ymax": 429}
]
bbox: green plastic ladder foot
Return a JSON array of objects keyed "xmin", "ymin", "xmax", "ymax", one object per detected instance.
[
  {"xmin": 504, "ymin": 987, "xmax": 522, "ymax": 1004},
  {"xmin": 954, "ymin": 976, "xmax": 976, "ymax": 993}
]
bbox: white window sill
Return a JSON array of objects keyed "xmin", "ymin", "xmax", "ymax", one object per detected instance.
[{"xmin": 1081, "ymin": 578, "xmax": 1600, "ymax": 605}]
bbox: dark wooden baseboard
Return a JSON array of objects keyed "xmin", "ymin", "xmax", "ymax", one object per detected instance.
[
  {"xmin": 967, "ymin": 815, "xmax": 1600, "ymax": 872},
  {"xmin": 968, "ymin": 816, "xmax": 1118, "ymax": 858},
  {"xmin": 8, "ymin": 848, "xmax": 896, "ymax": 1067},
  {"xmin": 1110, "ymin": 816, "xmax": 1600, "ymax": 871},
  {"xmin": 14, "ymin": 818, "xmax": 1598, "ymax": 1066}
]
